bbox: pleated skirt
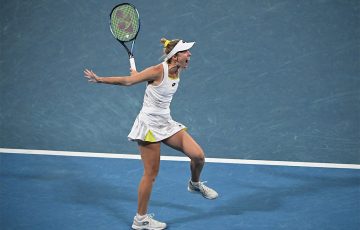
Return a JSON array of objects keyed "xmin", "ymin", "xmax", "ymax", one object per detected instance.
[{"xmin": 128, "ymin": 111, "xmax": 186, "ymax": 142}]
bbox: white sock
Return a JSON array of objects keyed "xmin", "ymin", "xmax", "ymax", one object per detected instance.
[
  {"xmin": 191, "ymin": 181, "xmax": 200, "ymax": 187},
  {"xmin": 136, "ymin": 213, "xmax": 147, "ymax": 221}
]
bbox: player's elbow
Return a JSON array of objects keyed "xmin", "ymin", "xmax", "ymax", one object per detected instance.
[{"xmin": 122, "ymin": 77, "xmax": 134, "ymax": 86}]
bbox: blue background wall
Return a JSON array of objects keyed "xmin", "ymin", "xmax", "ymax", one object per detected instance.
[{"xmin": 1, "ymin": 0, "xmax": 359, "ymax": 163}]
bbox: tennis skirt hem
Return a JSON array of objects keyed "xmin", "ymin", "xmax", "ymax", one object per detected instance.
[{"xmin": 127, "ymin": 112, "xmax": 187, "ymax": 143}]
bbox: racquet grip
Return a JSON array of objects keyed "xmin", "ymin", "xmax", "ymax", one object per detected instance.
[{"xmin": 129, "ymin": 57, "xmax": 137, "ymax": 71}]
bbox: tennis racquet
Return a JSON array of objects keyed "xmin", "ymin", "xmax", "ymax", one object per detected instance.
[{"xmin": 109, "ymin": 3, "xmax": 140, "ymax": 71}]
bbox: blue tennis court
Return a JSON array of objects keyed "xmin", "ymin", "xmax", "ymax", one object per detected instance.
[
  {"xmin": 1, "ymin": 151, "xmax": 359, "ymax": 230},
  {"xmin": 1, "ymin": 0, "xmax": 359, "ymax": 229}
]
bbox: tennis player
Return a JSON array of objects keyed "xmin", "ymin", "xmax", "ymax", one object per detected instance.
[{"xmin": 84, "ymin": 38, "xmax": 218, "ymax": 230}]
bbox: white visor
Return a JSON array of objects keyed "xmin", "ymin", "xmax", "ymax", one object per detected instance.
[{"xmin": 164, "ymin": 40, "xmax": 195, "ymax": 61}]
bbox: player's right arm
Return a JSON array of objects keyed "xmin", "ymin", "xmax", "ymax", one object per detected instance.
[{"xmin": 83, "ymin": 64, "xmax": 162, "ymax": 86}]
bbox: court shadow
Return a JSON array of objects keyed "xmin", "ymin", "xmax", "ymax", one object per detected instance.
[
  {"xmin": 57, "ymin": 173, "xmax": 204, "ymax": 225},
  {"xmin": 53, "ymin": 171, "xmax": 136, "ymax": 224},
  {"xmin": 166, "ymin": 171, "xmax": 360, "ymax": 224}
]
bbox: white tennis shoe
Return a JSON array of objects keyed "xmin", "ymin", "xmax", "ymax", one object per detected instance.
[
  {"xmin": 188, "ymin": 180, "xmax": 219, "ymax": 199},
  {"xmin": 132, "ymin": 213, "xmax": 166, "ymax": 230}
]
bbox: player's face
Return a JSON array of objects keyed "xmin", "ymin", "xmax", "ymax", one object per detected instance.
[{"xmin": 176, "ymin": 50, "xmax": 191, "ymax": 68}]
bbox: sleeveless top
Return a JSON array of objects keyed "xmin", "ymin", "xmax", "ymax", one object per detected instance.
[
  {"xmin": 141, "ymin": 62, "xmax": 180, "ymax": 115},
  {"xmin": 128, "ymin": 62, "xmax": 186, "ymax": 142}
]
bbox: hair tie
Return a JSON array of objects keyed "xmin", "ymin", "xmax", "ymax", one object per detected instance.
[{"xmin": 164, "ymin": 39, "xmax": 171, "ymax": 48}]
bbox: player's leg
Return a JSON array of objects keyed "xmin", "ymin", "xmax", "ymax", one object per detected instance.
[
  {"xmin": 163, "ymin": 130, "xmax": 218, "ymax": 199},
  {"xmin": 137, "ymin": 141, "xmax": 161, "ymax": 215},
  {"xmin": 132, "ymin": 141, "xmax": 166, "ymax": 230},
  {"xmin": 163, "ymin": 130, "xmax": 204, "ymax": 182}
]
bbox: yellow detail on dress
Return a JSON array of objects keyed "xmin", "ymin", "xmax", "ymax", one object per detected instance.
[
  {"xmin": 168, "ymin": 74, "xmax": 179, "ymax": 80},
  {"xmin": 144, "ymin": 130, "xmax": 157, "ymax": 142}
]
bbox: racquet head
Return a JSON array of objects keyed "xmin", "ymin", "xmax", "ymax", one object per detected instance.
[{"xmin": 110, "ymin": 3, "xmax": 140, "ymax": 42}]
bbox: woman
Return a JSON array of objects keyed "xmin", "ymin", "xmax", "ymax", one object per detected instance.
[{"xmin": 84, "ymin": 38, "xmax": 218, "ymax": 230}]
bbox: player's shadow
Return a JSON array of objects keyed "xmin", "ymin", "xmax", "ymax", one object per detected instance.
[
  {"xmin": 9, "ymin": 158, "xmax": 357, "ymax": 228},
  {"xmin": 166, "ymin": 171, "xmax": 360, "ymax": 224},
  {"xmin": 53, "ymin": 163, "xmax": 204, "ymax": 225},
  {"xmin": 3, "ymin": 158, "xmax": 358, "ymax": 229}
]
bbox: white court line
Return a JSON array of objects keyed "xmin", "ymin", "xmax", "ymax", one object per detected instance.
[{"xmin": 0, "ymin": 148, "xmax": 359, "ymax": 170}]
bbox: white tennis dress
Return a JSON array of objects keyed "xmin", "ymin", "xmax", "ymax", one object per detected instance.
[{"xmin": 128, "ymin": 62, "xmax": 186, "ymax": 142}]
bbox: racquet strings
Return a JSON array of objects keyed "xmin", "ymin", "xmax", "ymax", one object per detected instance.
[{"xmin": 110, "ymin": 4, "xmax": 139, "ymax": 42}]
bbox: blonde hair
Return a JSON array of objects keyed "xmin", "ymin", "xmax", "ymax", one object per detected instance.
[{"xmin": 160, "ymin": 38, "xmax": 180, "ymax": 63}]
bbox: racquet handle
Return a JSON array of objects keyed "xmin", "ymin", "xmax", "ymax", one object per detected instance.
[{"xmin": 129, "ymin": 57, "xmax": 137, "ymax": 71}]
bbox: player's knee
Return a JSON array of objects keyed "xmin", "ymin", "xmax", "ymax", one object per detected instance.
[
  {"xmin": 144, "ymin": 173, "xmax": 158, "ymax": 183},
  {"xmin": 152, "ymin": 168, "xmax": 160, "ymax": 181},
  {"xmin": 198, "ymin": 155, "xmax": 205, "ymax": 165},
  {"xmin": 150, "ymin": 174, "xmax": 157, "ymax": 183},
  {"xmin": 144, "ymin": 167, "xmax": 160, "ymax": 182},
  {"xmin": 192, "ymin": 151, "xmax": 205, "ymax": 166}
]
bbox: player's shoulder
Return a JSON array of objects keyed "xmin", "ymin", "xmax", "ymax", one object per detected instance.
[
  {"xmin": 153, "ymin": 63, "xmax": 164, "ymax": 72},
  {"xmin": 139, "ymin": 63, "xmax": 163, "ymax": 80},
  {"xmin": 145, "ymin": 63, "xmax": 163, "ymax": 75}
]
